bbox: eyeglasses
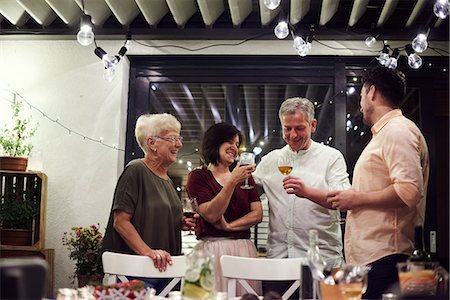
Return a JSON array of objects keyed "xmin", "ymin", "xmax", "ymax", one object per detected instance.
[{"xmin": 153, "ymin": 135, "xmax": 184, "ymax": 143}]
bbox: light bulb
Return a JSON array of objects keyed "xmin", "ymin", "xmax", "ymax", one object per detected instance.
[
  {"xmin": 103, "ymin": 67, "xmax": 115, "ymax": 82},
  {"xmin": 274, "ymin": 21, "xmax": 289, "ymax": 39},
  {"xmin": 263, "ymin": 0, "xmax": 281, "ymax": 10},
  {"xmin": 433, "ymin": 0, "xmax": 450, "ymax": 19},
  {"xmin": 77, "ymin": 15, "xmax": 94, "ymax": 46},
  {"xmin": 365, "ymin": 36, "xmax": 376, "ymax": 47},
  {"xmin": 408, "ymin": 53, "xmax": 423, "ymax": 69},
  {"xmin": 77, "ymin": 26, "xmax": 94, "ymax": 46},
  {"xmin": 386, "ymin": 57, "xmax": 398, "ymax": 69},
  {"xmin": 377, "ymin": 53, "xmax": 390, "ymax": 66},
  {"xmin": 102, "ymin": 54, "xmax": 119, "ymax": 70},
  {"xmin": 412, "ymin": 33, "xmax": 428, "ymax": 53},
  {"xmin": 293, "ymin": 36, "xmax": 306, "ymax": 52}
]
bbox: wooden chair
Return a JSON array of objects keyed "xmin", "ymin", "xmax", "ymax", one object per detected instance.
[
  {"xmin": 220, "ymin": 255, "xmax": 306, "ymax": 299},
  {"xmin": 102, "ymin": 251, "xmax": 185, "ymax": 297}
]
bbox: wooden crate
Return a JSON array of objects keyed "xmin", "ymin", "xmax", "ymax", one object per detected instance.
[
  {"xmin": 0, "ymin": 170, "xmax": 47, "ymax": 250},
  {"xmin": 0, "ymin": 248, "xmax": 55, "ymax": 298}
]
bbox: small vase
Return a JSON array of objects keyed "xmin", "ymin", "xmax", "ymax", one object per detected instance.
[{"xmin": 77, "ymin": 274, "xmax": 103, "ymax": 288}]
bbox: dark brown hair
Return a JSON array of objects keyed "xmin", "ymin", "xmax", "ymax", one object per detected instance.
[
  {"xmin": 201, "ymin": 122, "xmax": 242, "ymax": 166},
  {"xmin": 361, "ymin": 66, "xmax": 406, "ymax": 108}
]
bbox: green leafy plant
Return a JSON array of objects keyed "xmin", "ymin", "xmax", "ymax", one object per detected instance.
[
  {"xmin": 0, "ymin": 193, "xmax": 39, "ymax": 229},
  {"xmin": 0, "ymin": 176, "xmax": 40, "ymax": 230},
  {"xmin": 0, "ymin": 100, "xmax": 38, "ymax": 157},
  {"xmin": 62, "ymin": 224, "xmax": 104, "ymax": 278}
]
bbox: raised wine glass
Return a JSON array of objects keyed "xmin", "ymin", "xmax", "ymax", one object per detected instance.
[
  {"xmin": 239, "ymin": 152, "xmax": 255, "ymax": 190},
  {"xmin": 337, "ymin": 265, "xmax": 370, "ymax": 300},
  {"xmin": 277, "ymin": 156, "xmax": 294, "ymax": 176},
  {"xmin": 182, "ymin": 197, "xmax": 198, "ymax": 235}
]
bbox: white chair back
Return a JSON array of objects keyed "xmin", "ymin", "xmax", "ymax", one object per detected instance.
[
  {"xmin": 102, "ymin": 252, "xmax": 186, "ymax": 297},
  {"xmin": 220, "ymin": 255, "xmax": 306, "ymax": 299}
]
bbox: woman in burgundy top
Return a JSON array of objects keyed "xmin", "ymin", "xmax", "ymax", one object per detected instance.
[{"xmin": 186, "ymin": 122, "xmax": 263, "ymax": 295}]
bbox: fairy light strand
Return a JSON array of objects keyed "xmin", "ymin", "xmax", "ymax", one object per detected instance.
[{"xmin": 0, "ymin": 87, "xmax": 124, "ymax": 151}]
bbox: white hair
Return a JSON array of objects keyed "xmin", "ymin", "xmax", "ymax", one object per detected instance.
[
  {"xmin": 134, "ymin": 113, "xmax": 181, "ymax": 154},
  {"xmin": 278, "ymin": 97, "xmax": 315, "ymax": 123}
]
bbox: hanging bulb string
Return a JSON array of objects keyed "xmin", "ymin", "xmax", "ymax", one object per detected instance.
[
  {"xmin": 132, "ymin": 33, "xmax": 271, "ymax": 52},
  {"xmin": 311, "ymin": 38, "xmax": 381, "ymax": 53},
  {"xmin": 0, "ymin": 87, "xmax": 124, "ymax": 151}
]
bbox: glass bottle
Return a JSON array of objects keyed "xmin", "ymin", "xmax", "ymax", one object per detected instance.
[
  {"xmin": 301, "ymin": 229, "xmax": 326, "ymax": 300},
  {"xmin": 408, "ymin": 225, "xmax": 431, "ymax": 262}
]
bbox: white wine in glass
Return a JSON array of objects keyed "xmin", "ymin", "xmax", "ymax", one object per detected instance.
[{"xmin": 278, "ymin": 156, "xmax": 293, "ymax": 176}]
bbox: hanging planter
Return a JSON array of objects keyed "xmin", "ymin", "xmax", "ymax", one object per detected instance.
[{"xmin": 0, "ymin": 156, "xmax": 28, "ymax": 171}]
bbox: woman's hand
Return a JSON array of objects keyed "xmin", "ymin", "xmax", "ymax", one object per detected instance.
[
  {"xmin": 182, "ymin": 213, "xmax": 200, "ymax": 231},
  {"xmin": 212, "ymin": 216, "xmax": 232, "ymax": 231},
  {"xmin": 144, "ymin": 249, "xmax": 172, "ymax": 272},
  {"xmin": 229, "ymin": 162, "xmax": 255, "ymax": 186}
]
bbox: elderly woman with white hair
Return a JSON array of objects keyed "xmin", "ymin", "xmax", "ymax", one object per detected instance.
[{"xmin": 102, "ymin": 113, "xmax": 196, "ymax": 292}]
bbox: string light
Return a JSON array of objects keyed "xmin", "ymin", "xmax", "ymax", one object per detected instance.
[
  {"xmin": 365, "ymin": 36, "xmax": 377, "ymax": 48},
  {"xmin": 90, "ymin": 31, "xmax": 132, "ymax": 81},
  {"xmin": 386, "ymin": 48, "xmax": 400, "ymax": 69},
  {"xmin": 263, "ymin": 0, "xmax": 281, "ymax": 10},
  {"xmin": 77, "ymin": 15, "xmax": 94, "ymax": 46},
  {"xmin": 76, "ymin": 1, "xmax": 94, "ymax": 46},
  {"xmin": 405, "ymin": 44, "xmax": 423, "ymax": 69},
  {"xmin": 367, "ymin": 0, "xmax": 448, "ymax": 70},
  {"xmin": 433, "ymin": 0, "xmax": 450, "ymax": 19},
  {"xmin": 0, "ymin": 87, "xmax": 123, "ymax": 151}
]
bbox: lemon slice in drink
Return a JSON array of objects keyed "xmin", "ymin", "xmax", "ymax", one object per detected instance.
[
  {"xmin": 184, "ymin": 268, "xmax": 201, "ymax": 282},
  {"xmin": 199, "ymin": 274, "xmax": 215, "ymax": 291},
  {"xmin": 183, "ymin": 282, "xmax": 211, "ymax": 300}
]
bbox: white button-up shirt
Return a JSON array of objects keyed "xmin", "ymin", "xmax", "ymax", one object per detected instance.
[{"xmin": 253, "ymin": 141, "xmax": 350, "ymax": 266}]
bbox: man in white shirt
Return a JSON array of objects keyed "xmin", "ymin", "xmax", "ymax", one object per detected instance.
[{"xmin": 253, "ymin": 97, "xmax": 350, "ymax": 297}]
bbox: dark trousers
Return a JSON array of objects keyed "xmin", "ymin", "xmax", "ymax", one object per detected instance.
[
  {"xmin": 363, "ymin": 253, "xmax": 408, "ymax": 300},
  {"xmin": 126, "ymin": 276, "xmax": 171, "ymax": 294},
  {"xmin": 262, "ymin": 280, "xmax": 299, "ymax": 300}
]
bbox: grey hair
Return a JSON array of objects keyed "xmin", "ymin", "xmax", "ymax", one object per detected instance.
[
  {"xmin": 134, "ymin": 113, "xmax": 181, "ymax": 154},
  {"xmin": 278, "ymin": 97, "xmax": 315, "ymax": 123}
]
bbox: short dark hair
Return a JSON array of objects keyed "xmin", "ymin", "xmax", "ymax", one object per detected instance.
[
  {"xmin": 201, "ymin": 122, "xmax": 242, "ymax": 166},
  {"xmin": 361, "ymin": 66, "xmax": 406, "ymax": 108}
]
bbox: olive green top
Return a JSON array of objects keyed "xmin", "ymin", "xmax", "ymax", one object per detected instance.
[{"xmin": 102, "ymin": 159, "xmax": 182, "ymax": 255}]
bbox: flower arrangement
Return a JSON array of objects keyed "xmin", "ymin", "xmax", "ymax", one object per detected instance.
[{"xmin": 62, "ymin": 224, "xmax": 104, "ymax": 281}]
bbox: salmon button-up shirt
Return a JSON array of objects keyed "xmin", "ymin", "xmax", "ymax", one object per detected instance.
[{"xmin": 345, "ymin": 109, "xmax": 429, "ymax": 265}]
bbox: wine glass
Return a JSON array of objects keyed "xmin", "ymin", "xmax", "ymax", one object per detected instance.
[
  {"xmin": 278, "ymin": 156, "xmax": 294, "ymax": 192},
  {"xmin": 182, "ymin": 197, "xmax": 198, "ymax": 235},
  {"xmin": 336, "ymin": 265, "xmax": 370, "ymax": 300},
  {"xmin": 239, "ymin": 152, "xmax": 255, "ymax": 190},
  {"xmin": 277, "ymin": 156, "xmax": 294, "ymax": 176}
]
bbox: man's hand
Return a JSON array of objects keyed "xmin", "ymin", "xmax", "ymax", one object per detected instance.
[
  {"xmin": 282, "ymin": 176, "xmax": 309, "ymax": 198},
  {"xmin": 327, "ymin": 189, "xmax": 359, "ymax": 210}
]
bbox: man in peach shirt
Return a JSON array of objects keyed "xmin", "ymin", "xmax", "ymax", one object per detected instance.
[{"xmin": 327, "ymin": 66, "xmax": 429, "ymax": 299}]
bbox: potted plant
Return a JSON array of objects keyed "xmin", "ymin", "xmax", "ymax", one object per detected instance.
[
  {"xmin": 0, "ymin": 182, "xmax": 40, "ymax": 246},
  {"xmin": 0, "ymin": 99, "xmax": 38, "ymax": 171},
  {"xmin": 62, "ymin": 224, "xmax": 104, "ymax": 287}
]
